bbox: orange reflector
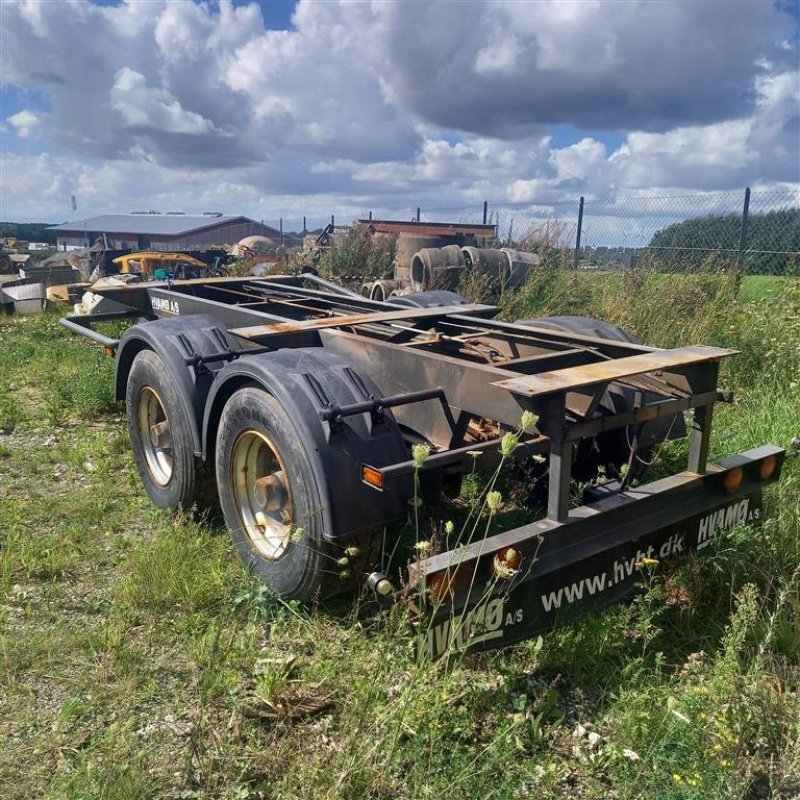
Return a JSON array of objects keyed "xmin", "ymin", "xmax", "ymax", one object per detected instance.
[
  {"xmin": 758, "ymin": 455, "xmax": 777, "ymax": 481},
  {"xmin": 723, "ymin": 467, "xmax": 744, "ymax": 493},
  {"xmin": 361, "ymin": 465, "xmax": 384, "ymax": 490}
]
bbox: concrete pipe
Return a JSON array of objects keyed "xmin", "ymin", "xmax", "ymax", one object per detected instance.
[
  {"xmin": 394, "ymin": 234, "xmax": 451, "ymax": 272},
  {"xmin": 410, "ymin": 247, "xmax": 465, "ymax": 291},
  {"xmin": 369, "ymin": 279, "xmax": 396, "ymax": 302},
  {"xmin": 500, "ymin": 248, "xmax": 542, "ymax": 288},
  {"xmin": 460, "ymin": 246, "xmax": 509, "ymax": 280}
]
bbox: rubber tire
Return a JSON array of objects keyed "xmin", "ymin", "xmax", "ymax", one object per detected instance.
[
  {"xmin": 389, "ymin": 290, "xmax": 469, "ymax": 308},
  {"xmin": 126, "ymin": 349, "xmax": 201, "ymax": 511},
  {"xmin": 514, "ymin": 315, "xmax": 640, "ymax": 344},
  {"xmin": 215, "ymin": 386, "xmax": 342, "ymax": 603}
]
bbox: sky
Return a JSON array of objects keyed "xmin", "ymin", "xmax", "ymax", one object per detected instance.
[{"xmin": 0, "ymin": 0, "xmax": 798, "ymax": 231}]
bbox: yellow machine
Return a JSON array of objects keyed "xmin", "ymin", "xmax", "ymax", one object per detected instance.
[{"xmin": 112, "ymin": 251, "xmax": 207, "ymax": 280}]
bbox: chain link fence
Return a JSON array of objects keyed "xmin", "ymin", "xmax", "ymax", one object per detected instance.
[
  {"xmin": 263, "ymin": 188, "xmax": 799, "ymax": 275},
  {"xmin": 492, "ymin": 188, "xmax": 800, "ymax": 275}
]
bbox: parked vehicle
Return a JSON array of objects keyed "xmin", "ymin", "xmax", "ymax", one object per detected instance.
[
  {"xmin": 112, "ymin": 251, "xmax": 209, "ymax": 280},
  {"xmin": 62, "ymin": 274, "xmax": 785, "ymax": 658}
]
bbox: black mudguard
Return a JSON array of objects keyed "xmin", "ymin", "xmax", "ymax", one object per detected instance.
[
  {"xmin": 203, "ymin": 348, "xmax": 413, "ymax": 540},
  {"xmin": 114, "ymin": 314, "xmax": 238, "ymax": 455}
]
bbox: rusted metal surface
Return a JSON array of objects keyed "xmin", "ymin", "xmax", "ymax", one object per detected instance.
[
  {"xmin": 230, "ymin": 304, "xmax": 493, "ymax": 339},
  {"xmin": 358, "ymin": 219, "xmax": 496, "ymax": 237},
  {"xmin": 493, "ymin": 346, "xmax": 736, "ymax": 398},
  {"xmin": 320, "ymin": 329, "xmax": 525, "ymax": 447}
]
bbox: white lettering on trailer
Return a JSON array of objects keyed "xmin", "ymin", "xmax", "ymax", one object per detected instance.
[
  {"xmin": 697, "ymin": 499, "xmax": 755, "ymax": 550},
  {"xmin": 423, "ymin": 599, "xmax": 523, "ymax": 659},
  {"xmin": 541, "ymin": 533, "xmax": 688, "ymax": 613},
  {"xmin": 150, "ymin": 297, "xmax": 180, "ymax": 316}
]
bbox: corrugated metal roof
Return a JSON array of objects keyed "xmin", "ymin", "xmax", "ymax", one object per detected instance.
[{"xmin": 48, "ymin": 214, "xmax": 254, "ymax": 236}]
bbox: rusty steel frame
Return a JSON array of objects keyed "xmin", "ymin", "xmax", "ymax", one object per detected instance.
[{"xmin": 66, "ymin": 276, "xmax": 736, "ymax": 522}]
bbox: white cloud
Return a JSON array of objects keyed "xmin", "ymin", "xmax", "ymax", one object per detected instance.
[
  {"xmin": 110, "ymin": 68, "xmax": 216, "ymax": 135},
  {"xmin": 608, "ymin": 70, "xmax": 800, "ymax": 190},
  {"xmin": 0, "ymin": 0, "xmax": 797, "ymax": 222},
  {"xmin": 7, "ymin": 109, "xmax": 40, "ymax": 138}
]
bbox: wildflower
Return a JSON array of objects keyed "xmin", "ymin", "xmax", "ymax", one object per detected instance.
[
  {"xmin": 290, "ymin": 526, "xmax": 304, "ymax": 543},
  {"xmin": 672, "ymin": 774, "xmax": 683, "ymax": 783},
  {"xmin": 622, "ymin": 748, "xmax": 640, "ymax": 762},
  {"xmin": 492, "ymin": 550, "xmax": 518, "ymax": 579},
  {"xmin": 412, "ymin": 443, "xmax": 431, "ymax": 468},
  {"xmin": 500, "ymin": 431, "xmax": 519, "ymax": 457},
  {"xmin": 520, "ymin": 410, "xmax": 539, "ymax": 434},
  {"xmin": 720, "ymin": 759, "xmax": 731, "ymax": 768},
  {"xmin": 344, "ymin": 545, "xmax": 361, "ymax": 557},
  {"xmin": 414, "ymin": 540, "xmax": 432, "ymax": 557},
  {"xmin": 337, "ymin": 556, "xmax": 349, "ymax": 566},
  {"xmin": 640, "ymin": 557, "xmax": 659, "ymax": 566},
  {"xmin": 444, "ymin": 520, "xmax": 455, "ymax": 535},
  {"xmin": 467, "ymin": 450, "xmax": 482, "ymax": 459},
  {"xmin": 487, "ymin": 491, "xmax": 503, "ymax": 511}
]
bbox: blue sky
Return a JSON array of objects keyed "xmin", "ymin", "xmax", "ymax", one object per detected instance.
[{"xmin": 1, "ymin": 0, "xmax": 798, "ymax": 224}]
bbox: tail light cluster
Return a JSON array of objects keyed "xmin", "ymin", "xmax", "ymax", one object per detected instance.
[{"xmin": 721, "ymin": 454, "xmax": 777, "ymax": 493}]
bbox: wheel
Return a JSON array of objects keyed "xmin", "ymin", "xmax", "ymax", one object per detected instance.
[
  {"xmin": 515, "ymin": 315, "xmax": 640, "ymax": 344},
  {"xmin": 215, "ymin": 386, "xmax": 344, "ymax": 602},
  {"xmin": 389, "ymin": 290, "xmax": 469, "ymax": 308},
  {"xmin": 126, "ymin": 349, "xmax": 202, "ymax": 510}
]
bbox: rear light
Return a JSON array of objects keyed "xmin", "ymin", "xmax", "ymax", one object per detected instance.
[
  {"xmin": 723, "ymin": 467, "xmax": 744, "ymax": 493},
  {"xmin": 427, "ymin": 569, "xmax": 458, "ymax": 602},
  {"xmin": 426, "ymin": 565, "xmax": 474, "ymax": 602},
  {"xmin": 757, "ymin": 455, "xmax": 777, "ymax": 481}
]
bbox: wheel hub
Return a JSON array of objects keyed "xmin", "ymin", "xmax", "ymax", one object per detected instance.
[
  {"xmin": 231, "ymin": 431, "xmax": 294, "ymax": 560},
  {"xmin": 136, "ymin": 387, "xmax": 174, "ymax": 486}
]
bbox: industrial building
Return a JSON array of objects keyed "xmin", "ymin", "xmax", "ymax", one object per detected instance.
[{"xmin": 48, "ymin": 213, "xmax": 281, "ymax": 252}]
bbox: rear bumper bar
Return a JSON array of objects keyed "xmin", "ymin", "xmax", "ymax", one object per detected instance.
[{"xmin": 413, "ymin": 444, "xmax": 784, "ymax": 659}]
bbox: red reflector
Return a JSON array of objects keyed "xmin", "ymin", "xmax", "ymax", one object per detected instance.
[
  {"xmin": 104, "ymin": 346, "xmax": 115, "ymax": 358},
  {"xmin": 361, "ymin": 465, "xmax": 384, "ymax": 490}
]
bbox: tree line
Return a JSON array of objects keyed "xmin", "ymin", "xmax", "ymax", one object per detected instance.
[{"xmin": 647, "ymin": 208, "xmax": 800, "ymax": 274}]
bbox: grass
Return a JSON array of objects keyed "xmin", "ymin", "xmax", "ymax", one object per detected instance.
[{"xmin": 1, "ymin": 275, "xmax": 799, "ymax": 800}]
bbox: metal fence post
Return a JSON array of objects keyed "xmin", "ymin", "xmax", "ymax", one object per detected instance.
[
  {"xmin": 482, "ymin": 201, "xmax": 488, "ymax": 225},
  {"xmin": 416, "ymin": 207, "xmax": 420, "ymax": 222},
  {"xmin": 573, "ymin": 196, "xmax": 584, "ymax": 270},
  {"xmin": 738, "ymin": 186, "xmax": 751, "ymax": 270},
  {"xmin": 303, "ymin": 216, "xmax": 306, "ymax": 236},
  {"xmin": 331, "ymin": 214, "xmax": 335, "ymax": 228}
]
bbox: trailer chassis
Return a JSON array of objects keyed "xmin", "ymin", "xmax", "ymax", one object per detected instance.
[{"xmin": 63, "ymin": 275, "xmax": 785, "ymax": 656}]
